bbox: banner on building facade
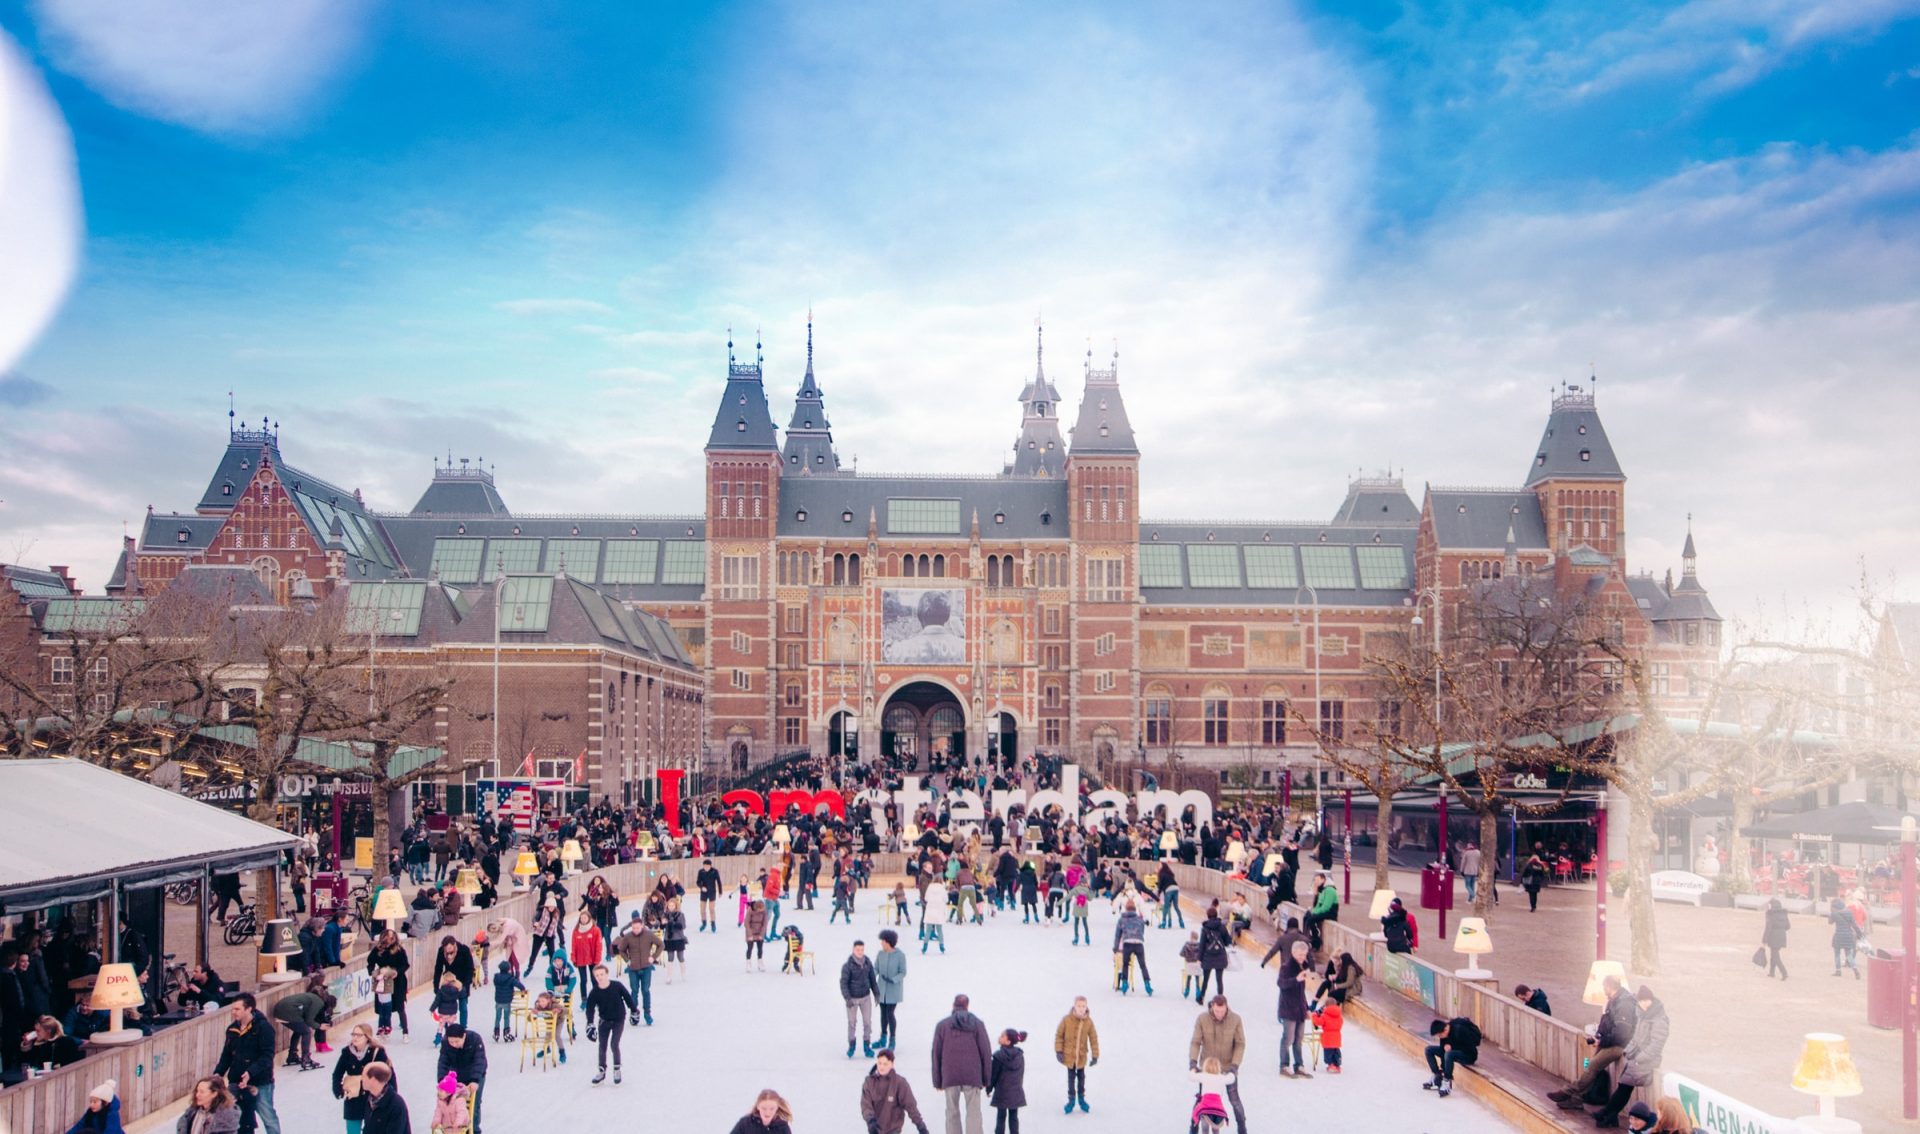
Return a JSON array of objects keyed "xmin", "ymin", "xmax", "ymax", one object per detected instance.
[{"xmin": 881, "ymin": 588, "xmax": 967, "ymax": 663}]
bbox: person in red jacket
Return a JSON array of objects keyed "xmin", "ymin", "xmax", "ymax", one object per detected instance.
[
  {"xmin": 1311, "ymin": 1000, "xmax": 1344, "ymax": 1073},
  {"xmin": 568, "ymin": 911, "xmax": 604, "ymax": 1002}
]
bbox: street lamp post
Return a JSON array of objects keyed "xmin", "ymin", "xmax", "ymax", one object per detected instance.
[
  {"xmin": 1411, "ymin": 585, "xmax": 1446, "ymax": 935},
  {"xmin": 1903, "ymin": 815, "xmax": 1916, "ymax": 1120},
  {"xmin": 1595, "ymin": 792, "xmax": 1610, "ymax": 963},
  {"xmin": 1293, "ymin": 584, "xmax": 1321, "ymax": 820}
]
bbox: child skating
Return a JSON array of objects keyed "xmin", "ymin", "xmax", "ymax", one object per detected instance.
[{"xmin": 1053, "ymin": 996, "xmax": 1099, "ymax": 1114}]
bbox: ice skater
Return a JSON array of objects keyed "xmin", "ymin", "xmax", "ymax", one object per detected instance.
[
  {"xmin": 581, "ymin": 963, "xmax": 637, "ymax": 1085},
  {"xmin": 989, "ymin": 1029, "xmax": 1028, "ymax": 1134},
  {"xmin": 1052, "ymin": 997, "xmax": 1098, "ymax": 1114},
  {"xmin": 921, "ymin": 881, "xmax": 948, "ymax": 954},
  {"xmin": 1113, "ymin": 901, "xmax": 1152, "ymax": 995}
]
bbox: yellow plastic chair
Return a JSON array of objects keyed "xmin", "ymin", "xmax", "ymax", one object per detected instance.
[{"xmin": 519, "ymin": 1010, "xmax": 557, "ymax": 1072}]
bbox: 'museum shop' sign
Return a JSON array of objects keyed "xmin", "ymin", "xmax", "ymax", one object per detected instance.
[{"xmin": 654, "ymin": 766, "xmax": 1214, "ymax": 840}]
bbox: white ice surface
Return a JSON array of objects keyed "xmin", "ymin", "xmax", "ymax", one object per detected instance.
[{"xmin": 271, "ymin": 889, "xmax": 1517, "ymax": 1132}]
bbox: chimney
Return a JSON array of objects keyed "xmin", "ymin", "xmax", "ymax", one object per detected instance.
[{"xmin": 49, "ymin": 566, "xmax": 78, "ymax": 595}]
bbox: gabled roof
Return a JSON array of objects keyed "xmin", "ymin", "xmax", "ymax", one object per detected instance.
[
  {"xmin": 1426, "ymin": 488, "xmax": 1550, "ymax": 550},
  {"xmin": 1332, "ymin": 478, "xmax": 1420, "ymax": 525},
  {"xmin": 2, "ymin": 564, "xmax": 74, "ymax": 599},
  {"xmin": 196, "ymin": 429, "xmax": 278, "ymax": 512},
  {"xmin": 1068, "ymin": 358, "xmax": 1138, "ymax": 457},
  {"xmin": 1524, "ymin": 385, "xmax": 1623, "ymax": 486},
  {"xmin": 169, "ymin": 565, "xmax": 275, "ymax": 605},
  {"xmin": 778, "ymin": 476, "xmax": 1071, "ymax": 540}
]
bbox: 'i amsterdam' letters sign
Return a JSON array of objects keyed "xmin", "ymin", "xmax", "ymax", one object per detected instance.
[{"xmin": 654, "ymin": 766, "xmax": 1213, "ymax": 840}]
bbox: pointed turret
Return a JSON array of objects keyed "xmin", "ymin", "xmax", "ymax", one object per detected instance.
[
  {"xmin": 1069, "ymin": 345, "xmax": 1138, "ymax": 456},
  {"xmin": 1503, "ymin": 521, "xmax": 1519, "ymax": 576},
  {"xmin": 706, "ymin": 329, "xmax": 779, "ymax": 451},
  {"xmin": 1655, "ymin": 517, "xmax": 1721, "ymax": 627},
  {"xmin": 780, "ymin": 313, "xmax": 844, "ymax": 475},
  {"xmin": 1004, "ymin": 323, "xmax": 1067, "ymax": 478}
]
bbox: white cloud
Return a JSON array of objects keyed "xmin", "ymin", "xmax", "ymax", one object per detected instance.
[
  {"xmin": 0, "ymin": 33, "xmax": 80, "ymax": 375},
  {"xmin": 493, "ymin": 298, "xmax": 616, "ymax": 317},
  {"xmin": 31, "ymin": 0, "xmax": 371, "ymax": 133}
]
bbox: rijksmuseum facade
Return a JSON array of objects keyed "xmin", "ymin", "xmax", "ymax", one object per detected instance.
[{"xmin": 107, "ymin": 324, "xmax": 1722, "ymax": 790}]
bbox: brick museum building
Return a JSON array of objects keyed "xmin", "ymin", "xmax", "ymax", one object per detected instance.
[{"xmin": 92, "ymin": 323, "xmax": 1721, "ymax": 796}]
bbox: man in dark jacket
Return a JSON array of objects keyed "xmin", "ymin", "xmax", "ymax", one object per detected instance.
[
  {"xmin": 1548, "ymin": 973, "xmax": 1635, "ymax": 1108},
  {"xmin": 213, "ymin": 994, "xmax": 279, "ymax": 1134},
  {"xmin": 842, "ymin": 940, "xmax": 878, "ymax": 1059},
  {"xmin": 360, "ymin": 1061, "xmax": 410, "ymax": 1134},
  {"xmin": 1513, "ymin": 984, "xmax": 1551, "ymax": 1016},
  {"xmin": 930, "ymin": 994, "xmax": 991, "ymax": 1134},
  {"xmin": 436, "ymin": 1024, "xmax": 488, "ymax": 1134},
  {"xmin": 270, "ymin": 988, "xmax": 323, "ymax": 1069},
  {"xmin": 862, "ymin": 1048, "xmax": 931, "ymax": 1134},
  {"xmin": 1423, "ymin": 1016, "xmax": 1481, "ymax": 1097},
  {"xmin": 0, "ymin": 946, "xmax": 27, "ymax": 1071}
]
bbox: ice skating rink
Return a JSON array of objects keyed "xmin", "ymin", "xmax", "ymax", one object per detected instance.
[{"xmin": 261, "ymin": 886, "xmax": 1519, "ymax": 1132}]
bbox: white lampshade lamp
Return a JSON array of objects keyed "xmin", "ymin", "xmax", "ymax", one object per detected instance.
[
  {"xmin": 1452, "ymin": 916, "xmax": 1494, "ymax": 981},
  {"xmin": 560, "ymin": 839, "xmax": 584, "ymax": 876},
  {"xmin": 372, "ymin": 887, "xmax": 408, "ymax": 934},
  {"xmin": 1367, "ymin": 888, "xmax": 1397, "ymax": 943},
  {"xmin": 87, "ymin": 963, "xmax": 146, "ymax": 1046},
  {"xmin": 1582, "ymin": 959, "xmax": 1627, "ymax": 1006},
  {"xmin": 1791, "ymin": 1032, "xmax": 1864, "ymax": 1134}
]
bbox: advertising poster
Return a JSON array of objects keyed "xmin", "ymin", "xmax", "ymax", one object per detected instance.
[{"xmin": 881, "ymin": 588, "xmax": 967, "ymax": 664}]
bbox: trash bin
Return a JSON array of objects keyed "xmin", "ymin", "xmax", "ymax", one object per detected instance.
[
  {"xmin": 1867, "ymin": 948, "xmax": 1906, "ymax": 1030},
  {"xmin": 1420, "ymin": 865, "xmax": 1455, "ymax": 910}
]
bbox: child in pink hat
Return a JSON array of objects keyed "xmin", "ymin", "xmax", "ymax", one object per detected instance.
[{"xmin": 430, "ymin": 1071, "xmax": 470, "ymax": 1134}]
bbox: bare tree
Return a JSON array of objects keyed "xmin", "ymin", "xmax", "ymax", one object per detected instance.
[
  {"xmin": 1404, "ymin": 580, "xmax": 1618, "ymax": 920},
  {"xmin": 345, "ymin": 644, "xmax": 460, "ymax": 869},
  {"xmin": 1296, "ymin": 649, "xmax": 1428, "ymax": 893}
]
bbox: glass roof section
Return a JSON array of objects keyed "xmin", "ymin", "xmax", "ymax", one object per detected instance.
[
  {"xmin": 545, "ymin": 539, "xmax": 601, "ymax": 582},
  {"xmin": 887, "ymin": 499, "xmax": 962, "ymax": 535},
  {"xmin": 429, "ymin": 537, "xmax": 484, "ymax": 584},
  {"xmin": 484, "ymin": 539, "xmax": 542, "ymax": 574},
  {"xmin": 1356, "ymin": 545, "xmax": 1410, "ymax": 590},
  {"xmin": 40, "ymin": 598, "xmax": 145, "ymax": 633},
  {"xmin": 601, "ymin": 540, "xmax": 658, "ymax": 584},
  {"xmin": 1299, "ymin": 545, "xmax": 1357, "ymax": 589},
  {"xmin": 1243, "ymin": 545, "xmax": 1300, "ymax": 589},
  {"xmin": 497, "ymin": 575, "xmax": 555, "ymax": 633},
  {"xmin": 346, "ymin": 580, "xmax": 426, "ymax": 636},
  {"xmin": 1138, "ymin": 544, "xmax": 1182, "ymax": 587},
  {"xmin": 661, "ymin": 541, "xmax": 706, "ymax": 584},
  {"xmin": 1185, "ymin": 544, "xmax": 1242, "ymax": 588}
]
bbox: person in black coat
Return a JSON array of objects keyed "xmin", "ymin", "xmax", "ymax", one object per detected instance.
[
  {"xmin": 989, "ymin": 1029, "xmax": 1028, "ymax": 1134},
  {"xmin": 436, "ymin": 1025, "xmax": 488, "ymax": 1134},
  {"xmin": 331, "ymin": 1023, "xmax": 393, "ymax": 1128},
  {"xmin": 580, "ymin": 964, "xmax": 638, "ymax": 1084},
  {"xmin": 1762, "ymin": 899, "xmax": 1791, "ymax": 980},
  {"xmin": 1382, "ymin": 899, "xmax": 1416, "ymax": 954},
  {"xmin": 1195, "ymin": 913, "xmax": 1231, "ymax": 1003},
  {"xmin": 211, "ymin": 996, "xmax": 277, "ymax": 1134},
  {"xmin": 430, "ymin": 937, "xmax": 477, "ymax": 1030},
  {"xmin": 360, "ymin": 1062, "xmax": 410, "ymax": 1134},
  {"xmin": 1513, "ymin": 984, "xmax": 1551, "ymax": 1016}
]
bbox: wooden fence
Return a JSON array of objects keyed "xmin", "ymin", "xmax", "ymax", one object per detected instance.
[{"xmin": 1146, "ymin": 859, "xmax": 1593, "ymax": 1083}]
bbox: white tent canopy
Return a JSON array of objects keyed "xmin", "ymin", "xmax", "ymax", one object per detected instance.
[{"xmin": 0, "ymin": 758, "xmax": 299, "ymax": 912}]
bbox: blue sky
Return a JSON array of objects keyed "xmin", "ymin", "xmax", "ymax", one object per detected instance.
[{"xmin": 1, "ymin": 0, "xmax": 1917, "ymax": 634}]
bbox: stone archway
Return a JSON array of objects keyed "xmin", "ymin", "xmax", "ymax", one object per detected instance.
[{"xmin": 880, "ymin": 680, "xmax": 968, "ymax": 768}]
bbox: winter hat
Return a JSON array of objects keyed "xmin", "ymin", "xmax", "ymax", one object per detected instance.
[
  {"xmin": 438, "ymin": 1071, "xmax": 461, "ymax": 1095},
  {"xmin": 629, "ymin": 910, "xmax": 643, "ymax": 921},
  {"xmin": 89, "ymin": 1080, "xmax": 116, "ymax": 1105},
  {"xmin": 1626, "ymin": 1101, "xmax": 1657, "ymax": 1125}
]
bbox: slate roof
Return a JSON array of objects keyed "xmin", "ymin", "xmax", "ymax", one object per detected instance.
[
  {"xmin": 1332, "ymin": 478, "xmax": 1421, "ymax": 525},
  {"xmin": 1626, "ymin": 571, "xmax": 1722, "ymax": 624},
  {"xmin": 139, "ymin": 513, "xmax": 225, "ymax": 553},
  {"xmin": 777, "ymin": 476, "xmax": 1072, "ymax": 541},
  {"xmin": 1524, "ymin": 386, "xmax": 1623, "ymax": 486},
  {"xmin": 410, "ymin": 468, "xmax": 510, "ymax": 515},
  {"xmin": 706, "ymin": 356, "xmax": 780, "ymax": 451},
  {"xmin": 275, "ymin": 457, "xmax": 404, "ymax": 580},
  {"xmin": 196, "ymin": 431, "xmax": 277, "ymax": 512},
  {"xmin": 169, "ymin": 565, "xmax": 275, "ymax": 605},
  {"xmin": 1137, "ymin": 521, "xmax": 1417, "ymax": 607},
  {"xmin": 1426, "ymin": 488, "xmax": 1550, "ymax": 550},
  {"xmin": 443, "ymin": 574, "xmax": 696, "ymax": 668},
  {"xmin": 780, "ymin": 337, "xmax": 845, "ymax": 476},
  {"xmin": 1068, "ymin": 362, "xmax": 1139, "ymax": 457}
]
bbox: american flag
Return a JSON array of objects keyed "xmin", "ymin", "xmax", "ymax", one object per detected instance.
[{"xmin": 483, "ymin": 779, "xmax": 567, "ymax": 833}]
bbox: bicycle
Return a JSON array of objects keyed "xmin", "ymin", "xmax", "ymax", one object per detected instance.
[
  {"xmin": 222, "ymin": 903, "xmax": 259, "ymax": 946},
  {"xmin": 166, "ymin": 880, "xmax": 199, "ymax": 906},
  {"xmin": 161, "ymin": 953, "xmax": 192, "ymax": 1008}
]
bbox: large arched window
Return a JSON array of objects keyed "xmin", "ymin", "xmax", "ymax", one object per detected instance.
[
  {"xmin": 1143, "ymin": 683, "xmax": 1172, "ymax": 746},
  {"xmin": 1203, "ymin": 684, "xmax": 1230, "ymax": 745}
]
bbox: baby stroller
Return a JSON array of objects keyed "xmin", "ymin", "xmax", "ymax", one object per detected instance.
[{"xmin": 1191, "ymin": 1093, "xmax": 1230, "ymax": 1132}]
